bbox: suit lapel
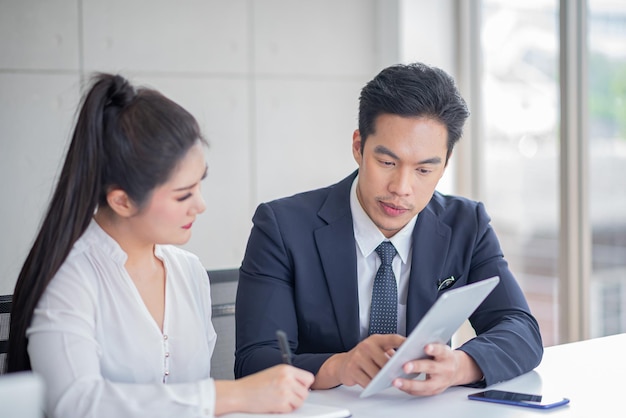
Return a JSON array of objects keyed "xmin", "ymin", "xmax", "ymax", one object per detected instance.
[
  {"xmin": 406, "ymin": 204, "xmax": 452, "ymax": 331},
  {"xmin": 314, "ymin": 172, "xmax": 360, "ymax": 350}
]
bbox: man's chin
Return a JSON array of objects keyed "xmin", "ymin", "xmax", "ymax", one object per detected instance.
[{"xmin": 375, "ymin": 221, "xmax": 408, "ymax": 238}]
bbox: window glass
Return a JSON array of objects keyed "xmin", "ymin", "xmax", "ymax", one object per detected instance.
[
  {"xmin": 588, "ymin": 0, "xmax": 626, "ymax": 338},
  {"xmin": 481, "ymin": 0, "xmax": 560, "ymax": 346}
]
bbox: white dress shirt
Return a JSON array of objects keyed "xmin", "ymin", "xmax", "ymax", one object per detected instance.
[
  {"xmin": 350, "ymin": 176, "xmax": 417, "ymax": 341},
  {"xmin": 27, "ymin": 220, "xmax": 217, "ymax": 418}
]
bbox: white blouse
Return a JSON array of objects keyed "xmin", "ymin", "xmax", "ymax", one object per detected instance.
[{"xmin": 27, "ymin": 220, "xmax": 217, "ymax": 418}]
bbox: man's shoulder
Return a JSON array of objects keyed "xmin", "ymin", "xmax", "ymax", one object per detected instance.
[
  {"xmin": 427, "ymin": 191, "xmax": 488, "ymax": 227},
  {"xmin": 429, "ymin": 190, "xmax": 480, "ymax": 213}
]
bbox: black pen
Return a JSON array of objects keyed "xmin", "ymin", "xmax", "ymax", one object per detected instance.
[{"xmin": 276, "ymin": 330, "xmax": 293, "ymax": 365}]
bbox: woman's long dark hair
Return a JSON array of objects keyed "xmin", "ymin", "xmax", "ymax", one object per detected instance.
[{"xmin": 7, "ymin": 73, "xmax": 205, "ymax": 372}]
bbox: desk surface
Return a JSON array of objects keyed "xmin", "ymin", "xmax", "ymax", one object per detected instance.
[{"xmin": 307, "ymin": 333, "xmax": 626, "ymax": 417}]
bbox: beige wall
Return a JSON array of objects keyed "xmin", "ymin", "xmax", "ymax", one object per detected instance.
[{"xmin": 0, "ymin": 0, "xmax": 457, "ymax": 294}]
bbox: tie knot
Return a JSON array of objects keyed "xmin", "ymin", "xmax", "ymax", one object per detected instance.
[{"xmin": 375, "ymin": 241, "xmax": 397, "ymax": 266}]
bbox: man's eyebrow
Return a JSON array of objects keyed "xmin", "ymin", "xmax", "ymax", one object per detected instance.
[
  {"xmin": 417, "ymin": 156, "xmax": 443, "ymax": 165},
  {"xmin": 373, "ymin": 145, "xmax": 399, "ymax": 160},
  {"xmin": 173, "ymin": 166, "xmax": 208, "ymax": 192},
  {"xmin": 373, "ymin": 145, "xmax": 442, "ymax": 165}
]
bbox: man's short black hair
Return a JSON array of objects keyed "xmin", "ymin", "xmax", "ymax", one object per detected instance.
[{"xmin": 358, "ymin": 62, "xmax": 470, "ymax": 160}]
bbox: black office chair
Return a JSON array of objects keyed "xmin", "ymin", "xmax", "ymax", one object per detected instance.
[
  {"xmin": 0, "ymin": 294, "xmax": 11, "ymax": 375},
  {"xmin": 207, "ymin": 269, "xmax": 238, "ymax": 380}
]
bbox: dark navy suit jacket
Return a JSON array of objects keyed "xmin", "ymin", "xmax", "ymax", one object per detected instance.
[{"xmin": 234, "ymin": 171, "xmax": 543, "ymax": 386}]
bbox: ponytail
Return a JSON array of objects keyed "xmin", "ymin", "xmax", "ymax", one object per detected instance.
[{"xmin": 7, "ymin": 74, "xmax": 138, "ymax": 371}]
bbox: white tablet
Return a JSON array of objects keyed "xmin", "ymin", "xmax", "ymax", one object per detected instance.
[{"xmin": 360, "ymin": 276, "xmax": 500, "ymax": 398}]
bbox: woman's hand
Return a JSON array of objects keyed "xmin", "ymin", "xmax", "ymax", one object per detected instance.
[{"xmin": 215, "ymin": 364, "xmax": 314, "ymax": 415}]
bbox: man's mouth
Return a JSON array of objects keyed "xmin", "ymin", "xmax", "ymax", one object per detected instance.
[{"xmin": 379, "ymin": 201, "xmax": 408, "ymax": 216}]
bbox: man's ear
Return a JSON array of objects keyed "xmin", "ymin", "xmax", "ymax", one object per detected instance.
[
  {"xmin": 352, "ymin": 129, "xmax": 363, "ymax": 165},
  {"xmin": 445, "ymin": 150, "xmax": 453, "ymax": 168},
  {"xmin": 106, "ymin": 188, "xmax": 137, "ymax": 218}
]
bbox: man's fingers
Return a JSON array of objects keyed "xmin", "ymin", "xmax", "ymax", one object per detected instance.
[{"xmin": 375, "ymin": 333, "xmax": 406, "ymax": 350}]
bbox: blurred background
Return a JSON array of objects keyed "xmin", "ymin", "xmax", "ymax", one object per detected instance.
[{"xmin": 1, "ymin": 0, "xmax": 624, "ymax": 348}]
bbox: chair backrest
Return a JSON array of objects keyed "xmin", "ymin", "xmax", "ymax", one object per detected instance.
[
  {"xmin": 207, "ymin": 269, "xmax": 238, "ymax": 380},
  {"xmin": 0, "ymin": 294, "xmax": 11, "ymax": 375}
]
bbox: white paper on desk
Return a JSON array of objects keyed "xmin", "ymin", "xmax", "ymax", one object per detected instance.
[{"xmin": 220, "ymin": 402, "xmax": 351, "ymax": 418}]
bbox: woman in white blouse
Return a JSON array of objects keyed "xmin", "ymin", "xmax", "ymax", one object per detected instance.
[{"xmin": 7, "ymin": 73, "xmax": 314, "ymax": 417}]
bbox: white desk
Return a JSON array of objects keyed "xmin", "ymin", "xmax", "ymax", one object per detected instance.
[{"xmin": 306, "ymin": 333, "xmax": 626, "ymax": 417}]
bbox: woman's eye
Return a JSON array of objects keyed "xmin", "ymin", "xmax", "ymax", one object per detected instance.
[{"xmin": 177, "ymin": 193, "xmax": 192, "ymax": 202}]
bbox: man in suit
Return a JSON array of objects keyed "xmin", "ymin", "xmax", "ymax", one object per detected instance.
[{"xmin": 234, "ymin": 62, "xmax": 543, "ymax": 396}]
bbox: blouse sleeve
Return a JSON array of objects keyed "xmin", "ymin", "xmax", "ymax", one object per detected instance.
[{"xmin": 27, "ymin": 257, "xmax": 217, "ymax": 418}]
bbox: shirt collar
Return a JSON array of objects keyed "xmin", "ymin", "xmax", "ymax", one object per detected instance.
[
  {"xmin": 350, "ymin": 175, "xmax": 417, "ymax": 264},
  {"xmin": 85, "ymin": 218, "xmax": 164, "ymax": 264}
]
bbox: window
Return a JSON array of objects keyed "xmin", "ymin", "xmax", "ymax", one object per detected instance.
[
  {"xmin": 588, "ymin": 0, "xmax": 626, "ymax": 339},
  {"xmin": 479, "ymin": 0, "xmax": 626, "ymax": 345},
  {"xmin": 481, "ymin": 0, "xmax": 560, "ymax": 346}
]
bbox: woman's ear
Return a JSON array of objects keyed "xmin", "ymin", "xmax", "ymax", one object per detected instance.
[{"xmin": 106, "ymin": 188, "xmax": 137, "ymax": 218}]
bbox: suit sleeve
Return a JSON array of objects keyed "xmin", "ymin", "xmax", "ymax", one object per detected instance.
[
  {"xmin": 234, "ymin": 203, "xmax": 333, "ymax": 378},
  {"xmin": 457, "ymin": 202, "xmax": 544, "ymax": 386}
]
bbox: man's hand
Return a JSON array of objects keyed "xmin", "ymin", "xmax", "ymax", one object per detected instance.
[
  {"xmin": 392, "ymin": 343, "xmax": 483, "ymax": 396},
  {"xmin": 312, "ymin": 334, "xmax": 405, "ymax": 389}
]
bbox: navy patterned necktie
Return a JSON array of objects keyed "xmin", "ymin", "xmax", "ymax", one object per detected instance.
[{"xmin": 368, "ymin": 241, "xmax": 398, "ymax": 335}]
